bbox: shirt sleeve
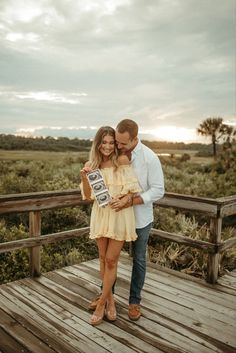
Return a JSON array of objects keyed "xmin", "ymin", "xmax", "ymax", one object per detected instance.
[{"xmin": 139, "ymin": 155, "xmax": 165, "ymax": 204}]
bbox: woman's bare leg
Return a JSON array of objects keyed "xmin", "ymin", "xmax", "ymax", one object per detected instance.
[
  {"xmin": 91, "ymin": 239, "xmax": 124, "ymax": 323},
  {"xmin": 96, "ymin": 237, "xmax": 109, "ymax": 283},
  {"xmin": 101, "ymin": 239, "xmax": 124, "ymax": 302}
]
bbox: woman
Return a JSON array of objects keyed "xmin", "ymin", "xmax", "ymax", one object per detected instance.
[{"xmin": 80, "ymin": 126, "xmax": 141, "ymax": 326}]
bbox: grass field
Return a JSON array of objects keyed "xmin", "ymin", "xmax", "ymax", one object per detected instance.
[
  {"xmin": 0, "ymin": 150, "xmax": 89, "ymax": 161},
  {"xmin": 0, "ymin": 149, "xmax": 213, "ymax": 165}
]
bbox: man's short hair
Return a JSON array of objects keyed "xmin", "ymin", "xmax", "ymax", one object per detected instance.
[{"xmin": 116, "ymin": 119, "xmax": 138, "ymax": 140}]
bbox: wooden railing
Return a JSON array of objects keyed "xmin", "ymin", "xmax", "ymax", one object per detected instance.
[{"xmin": 0, "ymin": 190, "xmax": 236, "ymax": 284}]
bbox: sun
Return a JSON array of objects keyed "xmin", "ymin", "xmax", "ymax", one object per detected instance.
[{"xmin": 151, "ymin": 126, "xmax": 199, "ymax": 143}]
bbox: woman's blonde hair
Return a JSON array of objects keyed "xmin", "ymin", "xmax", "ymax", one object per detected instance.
[{"xmin": 89, "ymin": 126, "xmax": 119, "ymax": 169}]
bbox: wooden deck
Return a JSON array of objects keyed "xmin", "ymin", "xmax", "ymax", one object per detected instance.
[{"xmin": 0, "ymin": 253, "xmax": 236, "ymax": 353}]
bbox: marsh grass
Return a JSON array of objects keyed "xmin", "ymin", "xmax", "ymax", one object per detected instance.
[{"xmin": 150, "ymin": 209, "xmax": 236, "ymax": 278}]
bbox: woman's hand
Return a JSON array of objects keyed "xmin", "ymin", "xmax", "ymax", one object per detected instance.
[
  {"xmin": 110, "ymin": 195, "xmax": 132, "ymax": 212},
  {"xmin": 80, "ymin": 166, "xmax": 92, "ymax": 174},
  {"xmin": 80, "ymin": 165, "xmax": 92, "ymax": 200}
]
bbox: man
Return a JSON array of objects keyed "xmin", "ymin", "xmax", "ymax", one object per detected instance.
[
  {"xmin": 112, "ymin": 118, "xmax": 164, "ymax": 320},
  {"xmin": 89, "ymin": 118, "xmax": 164, "ymax": 320}
]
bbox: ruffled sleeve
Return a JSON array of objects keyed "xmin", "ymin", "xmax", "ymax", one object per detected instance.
[{"xmin": 117, "ymin": 165, "xmax": 142, "ymax": 195}]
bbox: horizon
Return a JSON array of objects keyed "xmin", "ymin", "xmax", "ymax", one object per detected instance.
[
  {"xmin": 0, "ymin": 126, "xmax": 211, "ymax": 144},
  {"xmin": 0, "ymin": 130, "xmax": 219, "ymax": 146}
]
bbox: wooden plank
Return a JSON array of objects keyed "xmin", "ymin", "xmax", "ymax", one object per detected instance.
[
  {"xmin": 116, "ymin": 265, "xmax": 236, "ymax": 325},
  {"xmin": 1, "ymin": 252, "xmax": 236, "ymax": 353},
  {"xmin": 117, "ymin": 256, "xmax": 236, "ymax": 308},
  {"xmin": 75, "ymin": 259, "xmax": 236, "ymax": 315},
  {"xmin": 35, "ymin": 274, "xmax": 165, "ymax": 353},
  {"xmin": 217, "ymin": 274, "xmax": 236, "ymax": 290},
  {"xmin": 7, "ymin": 279, "xmax": 163, "ymax": 353},
  {"xmin": 84, "ymin": 252, "xmax": 236, "ymax": 300},
  {"xmin": 114, "ymin": 289, "xmax": 235, "ymax": 353},
  {"xmin": 220, "ymin": 203, "xmax": 236, "ymax": 217},
  {"xmin": 0, "ymin": 227, "xmax": 90, "ymax": 253},
  {"xmin": 154, "ymin": 195, "xmax": 218, "ymax": 216},
  {"xmin": 133, "ymin": 255, "xmax": 236, "ymax": 297},
  {"xmin": 0, "ymin": 286, "xmax": 109, "ymax": 353},
  {"xmin": 0, "ymin": 190, "xmax": 225, "ymax": 216},
  {"xmin": 0, "ymin": 293, "xmax": 87, "ymax": 353},
  {"xmin": 83, "ymin": 260, "xmax": 236, "ymax": 347},
  {"xmin": 150, "ymin": 228, "xmax": 216, "ymax": 253},
  {"xmin": 0, "ymin": 293, "xmax": 77, "ymax": 353},
  {"xmin": 0, "ymin": 327, "xmax": 31, "ymax": 353},
  {"xmin": 57, "ymin": 265, "xmax": 236, "ymax": 353},
  {"xmin": 0, "ymin": 306, "xmax": 56, "ymax": 353},
  {"xmin": 0, "ymin": 193, "xmax": 91, "ymax": 214},
  {"xmin": 78, "ymin": 263, "xmax": 234, "ymax": 353},
  {"xmin": 84, "ymin": 260, "xmax": 236, "ymax": 324},
  {"xmin": 118, "ymin": 259, "xmax": 236, "ymax": 309},
  {"xmin": 22, "ymin": 279, "xmax": 165, "ymax": 353},
  {"xmin": 0, "ymin": 189, "xmax": 82, "ymax": 201},
  {"xmin": 36, "ymin": 273, "xmax": 219, "ymax": 353},
  {"xmin": 0, "ymin": 256, "xmax": 235, "ymax": 353},
  {"xmin": 219, "ymin": 236, "xmax": 236, "ymax": 253}
]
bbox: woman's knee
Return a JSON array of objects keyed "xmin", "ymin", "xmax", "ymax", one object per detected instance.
[
  {"xmin": 105, "ymin": 256, "xmax": 117, "ymax": 270},
  {"xmin": 99, "ymin": 254, "xmax": 106, "ymax": 265}
]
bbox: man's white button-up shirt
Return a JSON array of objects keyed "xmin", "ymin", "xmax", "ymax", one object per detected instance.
[{"xmin": 131, "ymin": 139, "xmax": 164, "ymax": 229}]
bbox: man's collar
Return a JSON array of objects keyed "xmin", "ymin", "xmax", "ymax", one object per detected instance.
[
  {"xmin": 132, "ymin": 138, "xmax": 141, "ymax": 154},
  {"xmin": 131, "ymin": 139, "xmax": 141, "ymax": 161}
]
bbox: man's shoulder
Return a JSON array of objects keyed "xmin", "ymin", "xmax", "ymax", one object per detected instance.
[{"xmin": 140, "ymin": 142, "xmax": 157, "ymax": 160}]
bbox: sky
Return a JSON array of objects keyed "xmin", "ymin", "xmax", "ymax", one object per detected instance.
[{"xmin": 0, "ymin": 0, "xmax": 235, "ymax": 143}]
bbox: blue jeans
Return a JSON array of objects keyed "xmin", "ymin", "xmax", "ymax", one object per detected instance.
[{"xmin": 129, "ymin": 222, "xmax": 152, "ymax": 304}]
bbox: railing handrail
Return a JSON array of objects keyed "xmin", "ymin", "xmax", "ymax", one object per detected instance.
[
  {"xmin": 1, "ymin": 190, "xmax": 236, "ymax": 217},
  {"xmin": 1, "ymin": 189, "xmax": 235, "ymax": 204}
]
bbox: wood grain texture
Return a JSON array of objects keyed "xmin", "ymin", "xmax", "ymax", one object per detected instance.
[{"xmin": 0, "ymin": 252, "xmax": 236, "ymax": 353}]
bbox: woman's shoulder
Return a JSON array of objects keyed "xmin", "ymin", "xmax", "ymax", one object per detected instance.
[{"xmin": 117, "ymin": 154, "xmax": 130, "ymax": 166}]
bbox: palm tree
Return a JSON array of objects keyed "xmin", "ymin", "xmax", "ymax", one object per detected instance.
[{"xmin": 197, "ymin": 117, "xmax": 227, "ymax": 158}]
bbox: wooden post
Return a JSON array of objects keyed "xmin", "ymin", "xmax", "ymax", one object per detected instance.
[
  {"xmin": 29, "ymin": 211, "xmax": 41, "ymax": 277},
  {"xmin": 206, "ymin": 217, "xmax": 222, "ymax": 284}
]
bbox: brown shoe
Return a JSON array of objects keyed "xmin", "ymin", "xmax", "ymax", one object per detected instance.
[
  {"xmin": 128, "ymin": 304, "xmax": 141, "ymax": 321},
  {"xmin": 88, "ymin": 295, "xmax": 101, "ymax": 311}
]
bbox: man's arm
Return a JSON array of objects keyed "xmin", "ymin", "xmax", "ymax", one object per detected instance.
[
  {"xmin": 139, "ymin": 156, "xmax": 164, "ymax": 204},
  {"xmin": 111, "ymin": 155, "xmax": 164, "ymax": 211}
]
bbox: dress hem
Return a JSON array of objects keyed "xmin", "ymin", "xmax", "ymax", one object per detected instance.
[{"xmin": 89, "ymin": 234, "xmax": 137, "ymax": 242}]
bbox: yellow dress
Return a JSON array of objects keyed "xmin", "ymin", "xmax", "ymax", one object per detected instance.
[{"xmin": 80, "ymin": 165, "xmax": 141, "ymax": 242}]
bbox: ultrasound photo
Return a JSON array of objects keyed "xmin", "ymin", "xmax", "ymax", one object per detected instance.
[
  {"xmin": 87, "ymin": 169, "xmax": 103, "ymax": 183},
  {"xmin": 92, "ymin": 180, "xmax": 106, "ymax": 193},
  {"xmin": 86, "ymin": 169, "xmax": 111, "ymax": 207},
  {"xmin": 96, "ymin": 191, "xmax": 111, "ymax": 206}
]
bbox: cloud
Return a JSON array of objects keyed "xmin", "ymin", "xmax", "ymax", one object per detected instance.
[
  {"xmin": 0, "ymin": 89, "xmax": 87, "ymax": 104},
  {"xmin": 0, "ymin": 0, "xmax": 235, "ymax": 142},
  {"xmin": 15, "ymin": 125, "xmax": 99, "ymax": 139},
  {"xmin": 6, "ymin": 32, "xmax": 40, "ymax": 43}
]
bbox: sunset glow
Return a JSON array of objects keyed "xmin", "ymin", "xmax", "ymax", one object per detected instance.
[{"xmin": 151, "ymin": 126, "xmax": 202, "ymax": 143}]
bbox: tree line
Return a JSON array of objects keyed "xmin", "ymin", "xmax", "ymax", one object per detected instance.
[
  {"xmin": 0, "ymin": 118, "xmax": 235, "ymax": 157},
  {"xmin": 0, "ymin": 134, "xmax": 92, "ymax": 151},
  {"xmin": 0, "ymin": 133, "xmax": 214, "ymax": 153}
]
